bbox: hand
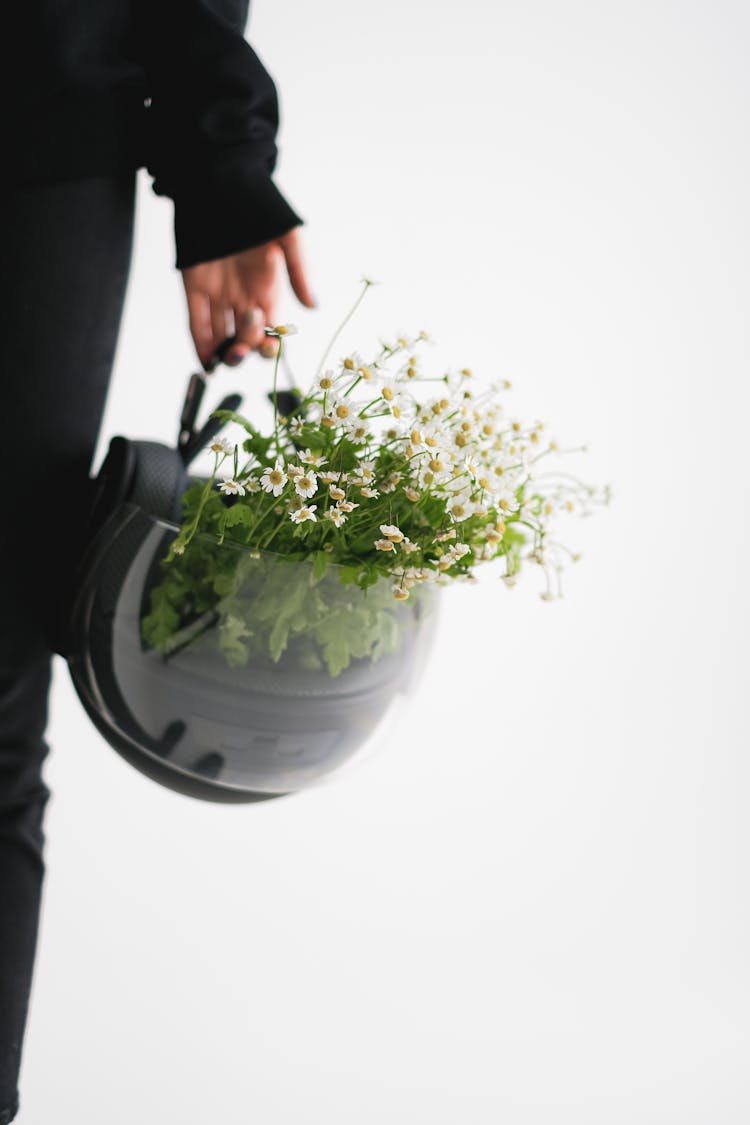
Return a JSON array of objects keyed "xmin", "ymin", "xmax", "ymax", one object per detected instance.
[{"xmin": 180, "ymin": 225, "xmax": 315, "ymax": 370}]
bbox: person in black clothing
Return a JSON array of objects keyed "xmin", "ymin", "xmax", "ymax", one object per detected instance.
[{"xmin": 0, "ymin": 3, "xmax": 314, "ymax": 1120}]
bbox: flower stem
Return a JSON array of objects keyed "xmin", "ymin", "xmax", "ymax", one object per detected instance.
[
  {"xmin": 272, "ymin": 340, "xmax": 283, "ymax": 454},
  {"xmin": 314, "ymin": 279, "xmax": 373, "ymax": 380}
]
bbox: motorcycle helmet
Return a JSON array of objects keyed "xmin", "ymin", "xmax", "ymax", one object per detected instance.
[{"xmin": 53, "ymin": 338, "xmax": 438, "ymax": 803}]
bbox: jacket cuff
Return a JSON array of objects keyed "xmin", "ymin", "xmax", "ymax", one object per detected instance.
[{"xmin": 172, "ymin": 160, "xmax": 303, "ymax": 270}]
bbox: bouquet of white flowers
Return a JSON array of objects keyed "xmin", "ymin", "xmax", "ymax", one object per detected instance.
[{"xmin": 141, "ymin": 280, "xmax": 608, "ymax": 678}]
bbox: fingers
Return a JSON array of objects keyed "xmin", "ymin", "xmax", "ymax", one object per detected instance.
[
  {"xmin": 185, "ymin": 289, "xmax": 215, "ymax": 369},
  {"xmin": 258, "ymin": 336, "xmax": 279, "ymax": 360},
  {"xmin": 210, "ymin": 299, "xmax": 230, "ymax": 357},
  {"xmin": 182, "ymin": 232, "xmax": 315, "ymax": 372},
  {"xmin": 233, "ymin": 307, "xmax": 266, "ymax": 354},
  {"xmin": 278, "ymin": 227, "xmax": 316, "ymax": 309}
]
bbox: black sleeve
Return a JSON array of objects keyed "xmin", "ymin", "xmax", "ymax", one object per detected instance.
[{"xmin": 132, "ymin": 0, "xmax": 303, "ymax": 270}]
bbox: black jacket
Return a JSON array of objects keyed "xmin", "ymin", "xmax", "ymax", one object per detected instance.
[{"xmin": 1, "ymin": 0, "xmax": 303, "ymax": 269}]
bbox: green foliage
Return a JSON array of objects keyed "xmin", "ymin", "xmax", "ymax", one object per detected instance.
[
  {"xmin": 139, "ymin": 287, "xmax": 605, "ymax": 669},
  {"xmin": 140, "ymin": 540, "xmax": 423, "ymax": 678}
]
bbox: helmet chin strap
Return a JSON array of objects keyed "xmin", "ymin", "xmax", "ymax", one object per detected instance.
[
  {"xmin": 179, "ymin": 392, "xmax": 244, "ymax": 466},
  {"xmin": 177, "ymin": 331, "xmax": 307, "ymax": 467},
  {"xmin": 178, "ymin": 333, "xmax": 244, "ymax": 465}
]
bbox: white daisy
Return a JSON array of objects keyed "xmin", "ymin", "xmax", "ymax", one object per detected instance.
[
  {"xmin": 325, "ymin": 507, "xmax": 347, "ymax": 526},
  {"xmin": 209, "ymin": 437, "xmax": 234, "ymax": 455},
  {"xmin": 375, "ymin": 538, "xmax": 396, "ymax": 552},
  {"xmin": 446, "ymin": 495, "xmax": 475, "ymax": 523},
  {"xmin": 462, "ymin": 454, "xmax": 481, "ymax": 481},
  {"xmin": 294, "ymin": 470, "xmax": 318, "ymax": 499},
  {"xmin": 336, "ymin": 500, "xmax": 359, "ymax": 513},
  {"xmin": 340, "ymin": 351, "xmax": 366, "ymax": 374},
  {"xmin": 289, "ymin": 504, "xmax": 317, "ymax": 523},
  {"xmin": 379, "ymin": 377, "xmax": 400, "ymax": 404},
  {"xmin": 379, "ymin": 523, "xmax": 405, "ymax": 543},
  {"xmin": 299, "ymin": 448, "xmax": 327, "ymax": 467},
  {"xmin": 495, "ymin": 481, "xmax": 522, "ymax": 514},
  {"xmin": 260, "ymin": 458, "xmax": 287, "ymax": 496},
  {"xmin": 355, "ymin": 460, "xmax": 376, "ymax": 482},
  {"xmin": 343, "ymin": 416, "xmax": 372, "ymax": 444},
  {"xmin": 316, "ymin": 369, "xmax": 338, "ymax": 393},
  {"xmin": 218, "ymin": 477, "xmax": 246, "ymax": 496}
]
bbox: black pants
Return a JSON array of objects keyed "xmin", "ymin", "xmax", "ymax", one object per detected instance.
[{"xmin": 0, "ymin": 170, "xmax": 136, "ymax": 1123}]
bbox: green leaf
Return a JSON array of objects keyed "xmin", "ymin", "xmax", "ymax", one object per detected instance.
[{"xmin": 312, "ymin": 550, "xmax": 331, "ymax": 582}]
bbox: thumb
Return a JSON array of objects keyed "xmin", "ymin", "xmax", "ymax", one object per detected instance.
[{"xmin": 278, "ymin": 226, "xmax": 316, "ymax": 309}]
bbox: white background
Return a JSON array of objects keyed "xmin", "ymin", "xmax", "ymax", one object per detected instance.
[{"xmin": 21, "ymin": 1, "xmax": 750, "ymax": 1122}]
